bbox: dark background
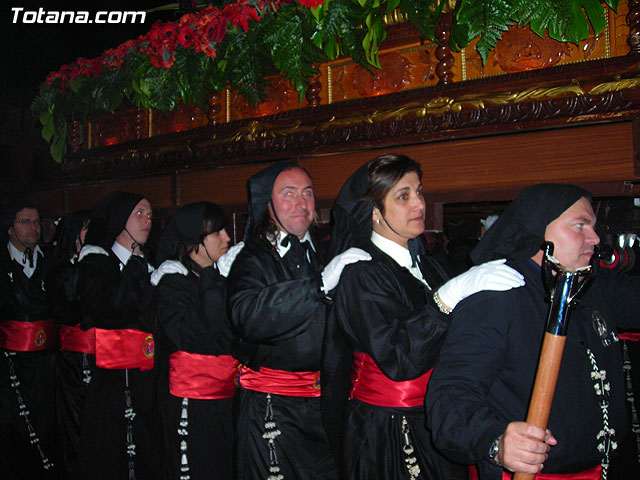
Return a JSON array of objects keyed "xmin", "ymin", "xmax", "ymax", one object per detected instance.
[{"xmin": 2, "ymin": 1, "xmax": 178, "ymax": 109}]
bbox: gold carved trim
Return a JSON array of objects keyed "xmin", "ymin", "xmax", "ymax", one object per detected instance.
[
  {"xmin": 197, "ymin": 76, "xmax": 640, "ymax": 146},
  {"xmin": 328, "ymin": 64, "xmax": 333, "ymax": 105},
  {"xmin": 588, "ymin": 77, "xmax": 640, "ymax": 95}
]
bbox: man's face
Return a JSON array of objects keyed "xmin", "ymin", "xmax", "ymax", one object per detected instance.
[
  {"xmin": 269, "ymin": 168, "xmax": 315, "ymax": 239},
  {"xmin": 8, "ymin": 208, "xmax": 41, "ymax": 251},
  {"xmin": 122, "ymin": 199, "xmax": 153, "ymax": 247},
  {"xmin": 544, "ymin": 197, "xmax": 600, "ymax": 270}
]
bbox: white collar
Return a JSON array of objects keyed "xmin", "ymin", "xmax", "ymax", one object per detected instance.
[
  {"xmin": 273, "ymin": 230, "xmax": 315, "ymax": 258},
  {"xmin": 112, "ymin": 240, "xmax": 137, "ymax": 266},
  {"xmin": 371, "ymin": 231, "xmax": 413, "ymax": 268},
  {"xmin": 7, "ymin": 241, "xmax": 43, "ymax": 278},
  {"xmin": 370, "ymin": 231, "xmax": 430, "ymax": 288}
]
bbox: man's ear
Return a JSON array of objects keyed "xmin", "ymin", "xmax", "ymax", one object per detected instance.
[{"xmin": 8, "ymin": 226, "xmax": 14, "ymax": 238}]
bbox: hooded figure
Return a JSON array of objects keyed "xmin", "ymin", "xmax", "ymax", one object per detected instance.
[
  {"xmin": 152, "ymin": 201, "xmax": 237, "ymax": 480},
  {"xmin": 84, "ymin": 191, "xmax": 146, "ymax": 251},
  {"xmin": 75, "ymin": 191, "xmax": 160, "ymax": 480},
  {"xmin": 426, "ymin": 183, "xmax": 640, "ymax": 480},
  {"xmin": 321, "ymin": 154, "xmax": 470, "ymax": 480},
  {"xmin": 0, "ymin": 199, "xmax": 57, "ymax": 479},
  {"xmin": 227, "ymin": 161, "xmax": 364, "ymax": 480},
  {"xmin": 471, "ymin": 183, "xmax": 592, "ymax": 264},
  {"xmin": 243, "ymin": 161, "xmax": 300, "ymax": 240},
  {"xmin": 44, "ymin": 210, "xmax": 92, "ymax": 480}
]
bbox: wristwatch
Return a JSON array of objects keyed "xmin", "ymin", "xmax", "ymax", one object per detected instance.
[{"xmin": 488, "ymin": 437, "xmax": 502, "ymax": 467}]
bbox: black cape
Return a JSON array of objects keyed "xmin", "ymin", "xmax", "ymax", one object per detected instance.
[{"xmin": 426, "ymin": 259, "xmax": 640, "ymax": 479}]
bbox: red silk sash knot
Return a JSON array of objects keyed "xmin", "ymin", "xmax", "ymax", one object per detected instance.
[
  {"xmin": 169, "ymin": 351, "xmax": 238, "ymax": 400},
  {"xmin": 95, "ymin": 328, "xmax": 154, "ymax": 371},
  {"xmin": 0, "ymin": 319, "xmax": 56, "ymax": 351},
  {"xmin": 238, "ymin": 365, "xmax": 321, "ymax": 397},
  {"xmin": 350, "ymin": 351, "xmax": 432, "ymax": 408},
  {"xmin": 468, "ymin": 465, "xmax": 602, "ymax": 480},
  {"xmin": 619, "ymin": 332, "xmax": 640, "ymax": 342},
  {"xmin": 59, "ymin": 324, "xmax": 96, "ymax": 354}
]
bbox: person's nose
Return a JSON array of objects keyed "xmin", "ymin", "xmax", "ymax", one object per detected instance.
[{"xmin": 586, "ymin": 227, "xmax": 600, "ymax": 246}]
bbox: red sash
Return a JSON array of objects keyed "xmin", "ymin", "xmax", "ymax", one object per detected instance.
[
  {"xmin": 619, "ymin": 332, "xmax": 640, "ymax": 342},
  {"xmin": 350, "ymin": 352, "xmax": 431, "ymax": 408},
  {"xmin": 95, "ymin": 328, "xmax": 154, "ymax": 371},
  {"xmin": 238, "ymin": 365, "xmax": 321, "ymax": 397},
  {"xmin": 468, "ymin": 465, "xmax": 602, "ymax": 480},
  {"xmin": 0, "ymin": 319, "xmax": 56, "ymax": 351},
  {"xmin": 59, "ymin": 324, "xmax": 96, "ymax": 354},
  {"xmin": 169, "ymin": 351, "xmax": 239, "ymax": 399}
]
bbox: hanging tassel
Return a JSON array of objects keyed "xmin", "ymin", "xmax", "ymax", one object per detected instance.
[{"xmin": 4, "ymin": 352, "xmax": 54, "ymax": 471}]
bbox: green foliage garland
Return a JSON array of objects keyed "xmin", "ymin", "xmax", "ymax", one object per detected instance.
[{"xmin": 31, "ymin": 0, "xmax": 621, "ymax": 164}]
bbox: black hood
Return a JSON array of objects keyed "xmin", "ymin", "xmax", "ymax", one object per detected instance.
[
  {"xmin": 329, "ymin": 161, "xmax": 424, "ymax": 263},
  {"xmin": 155, "ymin": 201, "xmax": 226, "ymax": 265},
  {"xmin": 244, "ymin": 162, "xmax": 299, "ymax": 239},
  {"xmin": 329, "ymin": 163, "xmax": 374, "ymax": 257},
  {"xmin": 471, "ymin": 183, "xmax": 592, "ymax": 264},
  {"xmin": 84, "ymin": 192, "xmax": 145, "ymax": 250}
]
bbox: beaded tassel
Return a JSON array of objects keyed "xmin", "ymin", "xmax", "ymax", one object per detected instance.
[
  {"xmin": 586, "ymin": 348, "xmax": 617, "ymax": 480},
  {"xmin": 82, "ymin": 352, "xmax": 92, "ymax": 386},
  {"xmin": 622, "ymin": 341, "xmax": 640, "ymax": 465},
  {"xmin": 263, "ymin": 394, "xmax": 284, "ymax": 480},
  {"xmin": 5, "ymin": 351, "xmax": 54, "ymax": 471},
  {"xmin": 178, "ymin": 397, "xmax": 191, "ymax": 480},
  {"xmin": 124, "ymin": 369, "xmax": 137, "ymax": 480},
  {"xmin": 401, "ymin": 416, "xmax": 421, "ymax": 479}
]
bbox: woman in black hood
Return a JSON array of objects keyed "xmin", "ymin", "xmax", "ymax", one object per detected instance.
[
  {"xmin": 151, "ymin": 201, "xmax": 238, "ymax": 480},
  {"xmin": 75, "ymin": 191, "xmax": 160, "ymax": 480},
  {"xmin": 322, "ymin": 154, "xmax": 524, "ymax": 480},
  {"xmin": 44, "ymin": 210, "xmax": 91, "ymax": 479}
]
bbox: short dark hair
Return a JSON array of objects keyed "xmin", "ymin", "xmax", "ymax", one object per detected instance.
[
  {"xmin": 362, "ymin": 154, "xmax": 422, "ymax": 212},
  {"xmin": 173, "ymin": 203, "xmax": 227, "ymax": 264}
]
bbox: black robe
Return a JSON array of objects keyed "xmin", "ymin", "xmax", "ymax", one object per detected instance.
[
  {"xmin": 45, "ymin": 257, "xmax": 96, "ymax": 480},
  {"xmin": 76, "ymin": 249, "xmax": 160, "ymax": 480},
  {"xmin": 226, "ymin": 235, "xmax": 338, "ymax": 479},
  {"xmin": 0, "ymin": 247, "xmax": 57, "ymax": 480},
  {"xmin": 155, "ymin": 264, "xmax": 234, "ymax": 480},
  {"xmin": 426, "ymin": 259, "xmax": 640, "ymax": 479},
  {"xmin": 324, "ymin": 240, "xmax": 467, "ymax": 480}
]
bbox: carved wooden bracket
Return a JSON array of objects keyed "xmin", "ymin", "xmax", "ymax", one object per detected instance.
[{"xmin": 435, "ymin": 13, "xmax": 454, "ymax": 85}]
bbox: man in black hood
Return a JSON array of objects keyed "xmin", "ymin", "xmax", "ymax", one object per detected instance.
[
  {"xmin": 426, "ymin": 184, "xmax": 640, "ymax": 480},
  {"xmin": 0, "ymin": 200, "xmax": 57, "ymax": 479},
  {"xmin": 75, "ymin": 191, "xmax": 160, "ymax": 480},
  {"xmin": 227, "ymin": 162, "xmax": 370, "ymax": 479}
]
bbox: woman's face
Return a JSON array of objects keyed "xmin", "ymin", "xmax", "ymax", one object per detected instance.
[
  {"xmin": 372, "ymin": 171, "xmax": 426, "ymax": 247},
  {"xmin": 191, "ymin": 228, "xmax": 231, "ymax": 267}
]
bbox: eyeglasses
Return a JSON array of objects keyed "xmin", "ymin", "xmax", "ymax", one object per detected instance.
[{"xmin": 14, "ymin": 218, "xmax": 41, "ymax": 227}]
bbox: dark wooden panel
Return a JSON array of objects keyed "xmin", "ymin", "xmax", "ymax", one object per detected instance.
[
  {"xmin": 178, "ymin": 163, "xmax": 273, "ymax": 207},
  {"xmin": 66, "ymin": 175, "xmax": 173, "ymax": 212},
  {"xmin": 303, "ymin": 122, "xmax": 636, "ymax": 201}
]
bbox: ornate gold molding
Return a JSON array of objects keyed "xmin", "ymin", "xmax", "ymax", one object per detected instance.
[{"xmin": 201, "ymin": 76, "xmax": 639, "ymax": 146}]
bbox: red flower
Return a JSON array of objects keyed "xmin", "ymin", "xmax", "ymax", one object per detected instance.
[
  {"xmin": 297, "ymin": 0, "xmax": 323, "ymax": 7},
  {"xmin": 178, "ymin": 26, "xmax": 196, "ymax": 49},
  {"xmin": 223, "ymin": 1, "xmax": 260, "ymax": 32}
]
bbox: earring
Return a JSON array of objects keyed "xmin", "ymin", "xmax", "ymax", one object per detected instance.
[{"xmin": 376, "ymin": 219, "xmax": 381, "ymax": 225}]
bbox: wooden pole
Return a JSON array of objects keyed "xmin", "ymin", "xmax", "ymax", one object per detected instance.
[{"xmin": 512, "ymin": 333, "xmax": 567, "ymax": 480}]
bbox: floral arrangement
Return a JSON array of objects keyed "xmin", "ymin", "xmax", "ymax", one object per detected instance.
[{"xmin": 31, "ymin": 0, "xmax": 620, "ymax": 164}]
